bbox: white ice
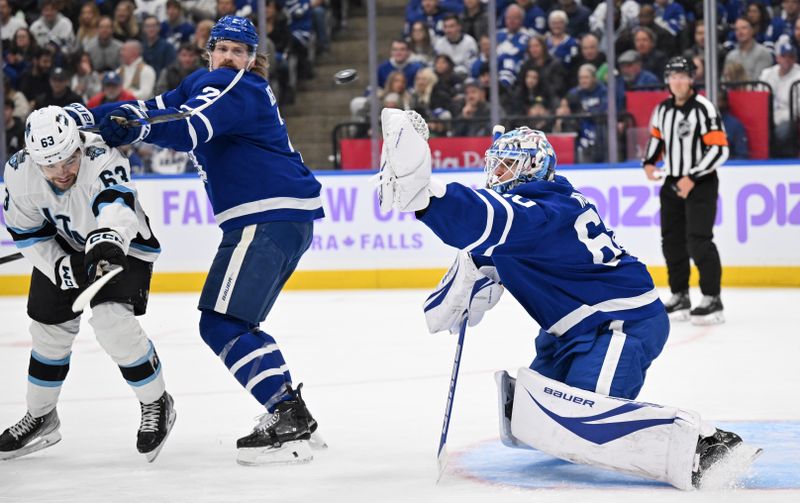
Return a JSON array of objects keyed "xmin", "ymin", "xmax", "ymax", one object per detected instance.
[{"xmin": 0, "ymin": 288, "xmax": 798, "ymax": 503}]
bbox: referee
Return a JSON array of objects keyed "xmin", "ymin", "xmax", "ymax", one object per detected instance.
[{"xmin": 642, "ymin": 56, "xmax": 729, "ymax": 325}]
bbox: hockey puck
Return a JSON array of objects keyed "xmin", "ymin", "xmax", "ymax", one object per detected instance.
[{"xmin": 334, "ymin": 68, "xmax": 358, "ymax": 85}]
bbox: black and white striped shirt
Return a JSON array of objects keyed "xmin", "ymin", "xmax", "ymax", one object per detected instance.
[{"xmin": 642, "ymin": 93, "xmax": 729, "ymax": 179}]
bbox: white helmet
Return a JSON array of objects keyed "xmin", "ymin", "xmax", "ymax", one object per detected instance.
[{"xmin": 25, "ymin": 106, "xmax": 82, "ymax": 166}]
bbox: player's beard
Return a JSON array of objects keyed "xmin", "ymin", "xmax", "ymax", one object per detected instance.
[
  {"xmin": 51, "ymin": 173, "xmax": 77, "ymax": 190},
  {"xmin": 215, "ymin": 59, "xmax": 240, "ymax": 71}
]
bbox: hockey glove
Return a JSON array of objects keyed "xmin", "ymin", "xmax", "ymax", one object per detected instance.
[
  {"xmin": 98, "ymin": 104, "xmax": 151, "ymax": 147},
  {"xmin": 55, "ymin": 253, "xmax": 88, "ymax": 290},
  {"xmin": 84, "ymin": 228, "xmax": 128, "ymax": 282},
  {"xmin": 63, "ymin": 103, "xmax": 95, "ymax": 128},
  {"xmin": 423, "ymin": 251, "xmax": 504, "ymax": 334},
  {"xmin": 376, "ymin": 108, "xmax": 445, "ymax": 213}
]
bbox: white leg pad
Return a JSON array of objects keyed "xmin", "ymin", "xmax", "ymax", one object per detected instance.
[
  {"xmin": 510, "ymin": 368, "xmax": 701, "ymax": 490},
  {"xmin": 89, "ymin": 303, "xmax": 150, "ymax": 363},
  {"xmin": 90, "ymin": 302, "xmax": 165, "ymax": 404},
  {"xmin": 27, "ymin": 319, "xmax": 80, "ymax": 417},
  {"xmin": 30, "ymin": 318, "xmax": 80, "ymax": 358}
]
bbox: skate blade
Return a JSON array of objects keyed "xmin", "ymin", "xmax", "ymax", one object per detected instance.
[
  {"xmin": 236, "ymin": 439, "xmax": 313, "ymax": 466},
  {"xmin": 696, "ymin": 443, "xmax": 763, "ymax": 490},
  {"xmin": 143, "ymin": 408, "xmax": 177, "ymax": 463},
  {"xmin": 668, "ymin": 309, "xmax": 690, "ymax": 322},
  {"xmin": 691, "ymin": 312, "xmax": 725, "ymax": 326},
  {"xmin": 0, "ymin": 430, "xmax": 62, "ymax": 461},
  {"xmin": 309, "ymin": 431, "xmax": 328, "ymax": 450}
]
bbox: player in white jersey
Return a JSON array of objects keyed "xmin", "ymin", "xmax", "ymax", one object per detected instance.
[
  {"xmin": 378, "ymin": 109, "xmax": 761, "ymax": 489},
  {"xmin": 0, "ymin": 105, "xmax": 176, "ymax": 462}
]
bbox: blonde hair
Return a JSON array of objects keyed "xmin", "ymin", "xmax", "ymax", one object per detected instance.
[
  {"xmin": 383, "ymin": 71, "xmax": 408, "ymax": 95},
  {"xmin": 77, "ymin": 2, "xmax": 100, "ymax": 44},
  {"xmin": 113, "ymin": 0, "xmax": 139, "ymax": 39},
  {"xmin": 414, "ymin": 67, "xmax": 438, "ymax": 104},
  {"xmin": 250, "ymin": 53, "xmax": 269, "ymax": 79}
]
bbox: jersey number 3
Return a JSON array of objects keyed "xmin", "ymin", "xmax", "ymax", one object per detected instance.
[{"xmin": 574, "ymin": 209, "xmax": 623, "ymax": 266}]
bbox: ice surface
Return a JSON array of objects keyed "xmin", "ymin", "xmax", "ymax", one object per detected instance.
[{"xmin": 0, "ymin": 288, "xmax": 798, "ymax": 502}]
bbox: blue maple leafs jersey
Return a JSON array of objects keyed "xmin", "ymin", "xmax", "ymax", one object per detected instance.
[
  {"xmin": 419, "ymin": 176, "xmax": 664, "ymax": 338},
  {"xmin": 90, "ymin": 68, "xmax": 324, "ymax": 231}
]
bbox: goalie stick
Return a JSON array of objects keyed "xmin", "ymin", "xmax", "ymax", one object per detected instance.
[
  {"xmin": 437, "ymin": 310, "xmax": 469, "ymax": 481},
  {"xmin": 71, "ymin": 265, "xmax": 123, "ymax": 313},
  {"xmin": 0, "ymin": 252, "xmax": 23, "ymax": 265},
  {"xmin": 83, "ymin": 68, "xmax": 245, "ymax": 132}
]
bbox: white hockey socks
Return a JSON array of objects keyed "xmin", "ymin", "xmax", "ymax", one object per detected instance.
[{"xmin": 507, "ymin": 368, "xmax": 701, "ymax": 490}]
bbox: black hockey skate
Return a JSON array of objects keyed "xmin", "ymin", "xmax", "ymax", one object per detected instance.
[
  {"xmin": 236, "ymin": 383, "xmax": 321, "ymax": 465},
  {"xmin": 494, "ymin": 370, "xmax": 529, "ymax": 449},
  {"xmin": 0, "ymin": 409, "xmax": 61, "ymax": 460},
  {"xmin": 690, "ymin": 295, "xmax": 725, "ymax": 325},
  {"xmin": 137, "ymin": 391, "xmax": 176, "ymax": 463},
  {"xmin": 664, "ymin": 290, "xmax": 691, "ymax": 321},
  {"xmin": 692, "ymin": 428, "xmax": 762, "ymax": 489}
]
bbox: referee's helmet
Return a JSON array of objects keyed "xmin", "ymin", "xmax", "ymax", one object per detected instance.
[{"xmin": 664, "ymin": 56, "xmax": 695, "ymax": 80}]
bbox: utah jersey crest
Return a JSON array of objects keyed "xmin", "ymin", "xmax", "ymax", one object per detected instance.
[
  {"xmin": 86, "ymin": 146, "xmax": 107, "ymax": 161},
  {"xmin": 7, "ymin": 150, "xmax": 26, "ymax": 170}
]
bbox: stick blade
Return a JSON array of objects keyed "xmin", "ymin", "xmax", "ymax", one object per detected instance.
[
  {"xmin": 71, "ymin": 266, "xmax": 123, "ymax": 312},
  {"xmin": 436, "ymin": 445, "xmax": 449, "ymax": 482}
]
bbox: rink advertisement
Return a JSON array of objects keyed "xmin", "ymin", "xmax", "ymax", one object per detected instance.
[{"xmin": 1, "ymin": 162, "xmax": 798, "ymax": 292}]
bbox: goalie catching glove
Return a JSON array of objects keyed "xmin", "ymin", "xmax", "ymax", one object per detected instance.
[
  {"xmin": 376, "ymin": 108, "xmax": 445, "ymax": 212},
  {"xmin": 84, "ymin": 228, "xmax": 128, "ymax": 281},
  {"xmin": 423, "ymin": 250, "xmax": 504, "ymax": 334}
]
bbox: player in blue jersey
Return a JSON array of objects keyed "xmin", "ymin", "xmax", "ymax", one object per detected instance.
[
  {"xmin": 377, "ymin": 109, "xmax": 760, "ymax": 489},
  {"xmin": 67, "ymin": 15, "xmax": 326, "ymax": 465}
]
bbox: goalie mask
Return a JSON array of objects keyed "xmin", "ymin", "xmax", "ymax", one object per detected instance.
[
  {"xmin": 485, "ymin": 127, "xmax": 556, "ymax": 194},
  {"xmin": 25, "ymin": 106, "xmax": 83, "ymax": 166}
]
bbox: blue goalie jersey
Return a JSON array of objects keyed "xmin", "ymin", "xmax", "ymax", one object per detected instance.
[
  {"xmin": 419, "ymin": 176, "xmax": 664, "ymax": 338},
  {"xmin": 90, "ymin": 68, "xmax": 324, "ymax": 231}
]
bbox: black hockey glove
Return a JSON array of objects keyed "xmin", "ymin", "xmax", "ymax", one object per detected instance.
[
  {"xmin": 55, "ymin": 253, "xmax": 88, "ymax": 290},
  {"xmin": 84, "ymin": 228, "xmax": 128, "ymax": 282}
]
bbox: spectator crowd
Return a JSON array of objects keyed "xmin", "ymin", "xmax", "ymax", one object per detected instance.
[
  {"xmin": 2, "ymin": 0, "xmax": 344, "ymax": 173},
  {"xmin": 352, "ymin": 0, "xmax": 800, "ymax": 162},
  {"xmin": 4, "ymin": 1, "xmax": 800, "ymax": 170}
]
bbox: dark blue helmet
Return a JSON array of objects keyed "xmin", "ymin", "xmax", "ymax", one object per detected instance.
[
  {"xmin": 664, "ymin": 56, "xmax": 694, "ymax": 80},
  {"xmin": 208, "ymin": 16, "xmax": 258, "ymax": 54}
]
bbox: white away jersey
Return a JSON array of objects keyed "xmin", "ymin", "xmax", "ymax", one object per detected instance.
[{"xmin": 3, "ymin": 133, "xmax": 160, "ymax": 285}]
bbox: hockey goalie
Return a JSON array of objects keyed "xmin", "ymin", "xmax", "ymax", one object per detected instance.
[{"xmin": 377, "ymin": 108, "xmax": 762, "ymax": 489}]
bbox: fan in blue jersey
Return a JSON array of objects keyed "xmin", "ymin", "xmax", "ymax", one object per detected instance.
[
  {"xmin": 68, "ymin": 15, "xmax": 326, "ymax": 465},
  {"xmin": 377, "ymin": 110, "xmax": 761, "ymax": 489}
]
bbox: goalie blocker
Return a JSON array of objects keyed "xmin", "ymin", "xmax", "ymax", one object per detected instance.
[{"xmin": 496, "ymin": 368, "xmax": 761, "ymax": 490}]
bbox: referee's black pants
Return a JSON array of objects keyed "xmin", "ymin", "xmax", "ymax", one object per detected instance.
[{"xmin": 660, "ymin": 173, "xmax": 722, "ymax": 296}]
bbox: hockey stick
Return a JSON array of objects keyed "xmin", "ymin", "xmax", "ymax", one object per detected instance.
[
  {"xmin": 83, "ymin": 68, "xmax": 246, "ymax": 132},
  {"xmin": 0, "ymin": 252, "xmax": 23, "ymax": 265},
  {"xmin": 437, "ymin": 310, "xmax": 469, "ymax": 482},
  {"xmin": 71, "ymin": 265, "xmax": 123, "ymax": 313}
]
